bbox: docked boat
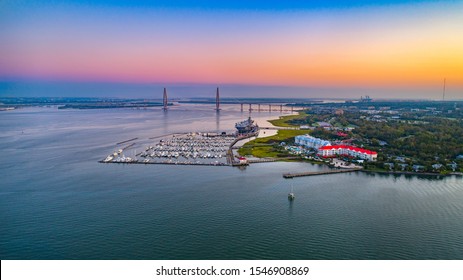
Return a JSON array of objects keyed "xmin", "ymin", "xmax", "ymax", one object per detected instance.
[{"xmin": 103, "ymin": 155, "xmax": 114, "ymax": 162}]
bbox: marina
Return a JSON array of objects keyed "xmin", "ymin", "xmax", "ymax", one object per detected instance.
[
  {"xmin": 100, "ymin": 116, "xmax": 261, "ymax": 166},
  {"xmin": 101, "ymin": 132, "xmax": 236, "ymax": 165}
]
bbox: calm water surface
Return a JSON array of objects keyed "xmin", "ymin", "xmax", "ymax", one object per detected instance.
[{"xmin": 1, "ymin": 105, "xmax": 462, "ymax": 259}]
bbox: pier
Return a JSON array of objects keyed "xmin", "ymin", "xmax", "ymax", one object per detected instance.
[
  {"xmin": 116, "ymin": 138, "xmax": 138, "ymax": 145},
  {"xmin": 227, "ymin": 131, "xmax": 260, "ymax": 165},
  {"xmin": 122, "ymin": 142, "xmax": 136, "ymax": 151},
  {"xmin": 283, "ymin": 168, "xmax": 361, "ymax": 178}
]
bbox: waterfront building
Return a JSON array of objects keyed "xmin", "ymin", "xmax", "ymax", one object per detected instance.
[
  {"xmin": 447, "ymin": 162, "xmax": 458, "ymax": 171},
  {"xmin": 398, "ymin": 163, "xmax": 409, "ymax": 171},
  {"xmin": 412, "ymin": 165, "xmax": 425, "ymax": 172},
  {"xmin": 316, "ymin": 122, "xmax": 333, "ymax": 130},
  {"xmin": 238, "ymin": 157, "xmax": 248, "ymax": 165},
  {"xmin": 432, "ymin": 163, "xmax": 443, "ymax": 170},
  {"xmin": 384, "ymin": 162, "xmax": 395, "ymax": 170},
  {"xmin": 317, "ymin": 145, "xmax": 378, "ymax": 161},
  {"xmin": 295, "ymin": 134, "xmax": 331, "ymax": 149},
  {"xmin": 395, "ymin": 156, "xmax": 407, "ymax": 163}
]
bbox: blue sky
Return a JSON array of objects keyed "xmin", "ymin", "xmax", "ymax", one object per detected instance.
[{"xmin": 2, "ymin": 0, "xmax": 444, "ymax": 11}]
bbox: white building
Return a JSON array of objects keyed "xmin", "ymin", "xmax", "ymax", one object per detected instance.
[
  {"xmin": 317, "ymin": 145, "xmax": 377, "ymax": 161},
  {"xmin": 295, "ymin": 135, "xmax": 331, "ymax": 149}
]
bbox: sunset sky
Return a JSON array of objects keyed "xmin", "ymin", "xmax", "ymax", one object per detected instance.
[{"xmin": 0, "ymin": 0, "xmax": 462, "ymax": 99}]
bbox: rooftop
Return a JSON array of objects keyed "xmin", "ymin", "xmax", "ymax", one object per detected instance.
[{"xmin": 319, "ymin": 145, "xmax": 377, "ymax": 155}]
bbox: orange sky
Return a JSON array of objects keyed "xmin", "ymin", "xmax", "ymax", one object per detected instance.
[{"xmin": 0, "ymin": 1, "xmax": 462, "ymax": 97}]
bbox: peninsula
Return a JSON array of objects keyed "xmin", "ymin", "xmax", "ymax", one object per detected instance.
[{"xmin": 238, "ymin": 100, "xmax": 463, "ymax": 175}]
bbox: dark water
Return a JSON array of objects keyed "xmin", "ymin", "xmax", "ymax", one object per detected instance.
[{"xmin": 1, "ymin": 105, "xmax": 463, "ymax": 259}]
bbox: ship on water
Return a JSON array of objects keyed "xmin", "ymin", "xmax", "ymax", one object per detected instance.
[{"xmin": 235, "ymin": 117, "xmax": 259, "ymax": 135}]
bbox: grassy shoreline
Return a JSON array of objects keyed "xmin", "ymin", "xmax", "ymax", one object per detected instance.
[
  {"xmin": 238, "ymin": 112, "xmax": 310, "ymax": 158},
  {"xmin": 238, "ymin": 129, "xmax": 311, "ymax": 158},
  {"xmin": 267, "ymin": 111, "xmax": 307, "ymax": 127},
  {"xmin": 361, "ymin": 169, "xmax": 462, "ymax": 177}
]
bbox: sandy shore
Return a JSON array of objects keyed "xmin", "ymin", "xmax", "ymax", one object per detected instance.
[
  {"xmin": 254, "ymin": 111, "xmax": 296, "ymax": 138},
  {"xmin": 231, "ymin": 112, "xmax": 293, "ymax": 153}
]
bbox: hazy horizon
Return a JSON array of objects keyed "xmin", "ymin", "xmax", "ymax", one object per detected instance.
[{"xmin": 1, "ymin": 81, "xmax": 461, "ymax": 101}]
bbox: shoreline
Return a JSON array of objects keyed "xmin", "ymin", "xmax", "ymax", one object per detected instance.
[
  {"xmin": 260, "ymin": 113, "xmax": 462, "ymax": 178},
  {"xmin": 361, "ymin": 169, "xmax": 463, "ymax": 177}
]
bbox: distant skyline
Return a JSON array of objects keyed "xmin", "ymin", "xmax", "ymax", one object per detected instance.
[{"xmin": 1, "ymin": 1, "xmax": 462, "ymax": 99}]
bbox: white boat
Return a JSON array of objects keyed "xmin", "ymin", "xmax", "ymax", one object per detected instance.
[
  {"xmin": 288, "ymin": 184, "xmax": 295, "ymax": 200},
  {"xmin": 103, "ymin": 155, "xmax": 114, "ymax": 162}
]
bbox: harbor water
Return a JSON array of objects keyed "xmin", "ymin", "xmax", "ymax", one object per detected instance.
[{"xmin": 1, "ymin": 105, "xmax": 463, "ymax": 259}]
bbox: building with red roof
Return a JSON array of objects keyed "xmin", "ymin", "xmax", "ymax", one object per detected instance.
[
  {"xmin": 317, "ymin": 145, "xmax": 377, "ymax": 161},
  {"xmin": 238, "ymin": 156, "xmax": 248, "ymax": 164},
  {"xmin": 336, "ymin": 131, "xmax": 348, "ymax": 137}
]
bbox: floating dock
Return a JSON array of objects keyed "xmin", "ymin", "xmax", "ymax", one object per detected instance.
[{"xmin": 283, "ymin": 168, "xmax": 361, "ymax": 178}]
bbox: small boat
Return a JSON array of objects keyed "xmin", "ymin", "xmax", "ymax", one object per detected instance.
[
  {"xmin": 288, "ymin": 184, "xmax": 295, "ymax": 200},
  {"xmin": 103, "ymin": 155, "xmax": 114, "ymax": 162}
]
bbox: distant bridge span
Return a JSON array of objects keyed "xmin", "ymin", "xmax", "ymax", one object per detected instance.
[
  {"xmin": 160, "ymin": 87, "xmax": 305, "ymax": 112},
  {"xmin": 240, "ymin": 103, "xmax": 304, "ymax": 112}
]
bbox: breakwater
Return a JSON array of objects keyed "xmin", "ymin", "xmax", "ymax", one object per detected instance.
[{"xmin": 116, "ymin": 137, "xmax": 138, "ymax": 145}]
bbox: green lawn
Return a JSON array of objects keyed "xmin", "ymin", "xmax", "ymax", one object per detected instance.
[
  {"xmin": 238, "ymin": 129, "xmax": 311, "ymax": 158},
  {"xmin": 238, "ymin": 145, "xmax": 281, "ymax": 158}
]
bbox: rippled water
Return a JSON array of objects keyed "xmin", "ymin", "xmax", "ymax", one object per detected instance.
[{"xmin": 1, "ymin": 105, "xmax": 462, "ymax": 259}]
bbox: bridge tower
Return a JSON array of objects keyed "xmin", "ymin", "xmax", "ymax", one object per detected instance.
[
  {"xmin": 216, "ymin": 87, "xmax": 220, "ymax": 111},
  {"xmin": 163, "ymin": 88, "xmax": 168, "ymax": 111}
]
